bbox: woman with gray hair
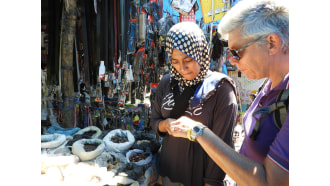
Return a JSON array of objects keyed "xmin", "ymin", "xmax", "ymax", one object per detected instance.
[{"xmin": 168, "ymin": 0, "xmax": 289, "ymax": 185}]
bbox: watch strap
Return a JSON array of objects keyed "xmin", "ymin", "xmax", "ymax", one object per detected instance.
[
  {"xmin": 187, "ymin": 128, "xmax": 193, "ymax": 141},
  {"xmin": 190, "ymin": 122, "xmax": 206, "ymax": 141}
]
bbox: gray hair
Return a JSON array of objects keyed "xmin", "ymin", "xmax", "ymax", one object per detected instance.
[{"xmin": 218, "ymin": 0, "xmax": 289, "ymax": 53}]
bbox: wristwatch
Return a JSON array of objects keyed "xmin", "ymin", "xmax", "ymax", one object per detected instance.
[{"xmin": 189, "ymin": 123, "xmax": 206, "ymax": 141}]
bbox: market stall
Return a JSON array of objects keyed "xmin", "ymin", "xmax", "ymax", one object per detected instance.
[
  {"xmin": 41, "ymin": 0, "xmax": 249, "ymax": 185},
  {"xmin": 41, "ymin": 126, "xmax": 160, "ymax": 185}
]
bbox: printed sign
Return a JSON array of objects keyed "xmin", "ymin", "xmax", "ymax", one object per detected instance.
[{"xmin": 200, "ymin": 0, "xmax": 230, "ymax": 23}]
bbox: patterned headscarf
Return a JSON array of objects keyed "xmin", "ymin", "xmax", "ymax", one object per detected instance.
[{"xmin": 165, "ymin": 22, "xmax": 210, "ymax": 89}]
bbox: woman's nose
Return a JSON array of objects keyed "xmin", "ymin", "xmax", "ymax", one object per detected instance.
[{"xmin": 180, "ymin": 62, "xmax": 188, "ymax": 71}]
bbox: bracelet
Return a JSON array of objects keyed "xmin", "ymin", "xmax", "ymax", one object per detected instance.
[{"xmin": 187, "ymin": 128, "xmax": 193, "ymax": 141}]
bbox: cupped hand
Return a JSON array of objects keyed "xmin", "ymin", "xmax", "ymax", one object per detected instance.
[{"xmin": 168, "ymin": 116, "xmax": 200, "ymax": 139}]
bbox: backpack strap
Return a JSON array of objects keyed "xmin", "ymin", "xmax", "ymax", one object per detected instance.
[
  {"xmin": 273, "ymin": 88, "xmax": 289, "ymax": 130},
  {"xmin": 250, "ymin": 85, "xmax": 289, "ymax": 140}
]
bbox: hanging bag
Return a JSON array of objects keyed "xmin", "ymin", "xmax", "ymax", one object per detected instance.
[{"xmin": 170, "ymin": 0, "xmax": 197, "ymax": 15}]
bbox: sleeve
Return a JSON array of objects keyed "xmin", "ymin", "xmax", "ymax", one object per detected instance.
[
  {"xmin": 150, "ymin": 75, "xmax": 169, "ymax": 137},
  {"xmin": 204, "ymin": 81, "xmax": 238, "ymax": 185},
  {"xmin": 267, "ymin": 109, "xmax": 289, "ymax": 173}
]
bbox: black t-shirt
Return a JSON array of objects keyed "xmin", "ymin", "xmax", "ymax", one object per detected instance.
[{"xmin": 150, "ymin": 71, "xmax": 238, "ymax": 186}]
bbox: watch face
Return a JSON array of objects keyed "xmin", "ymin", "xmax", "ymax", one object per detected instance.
[{"xmin": 193, "ymin": 126, "xmax": 200, "ymax": 133}]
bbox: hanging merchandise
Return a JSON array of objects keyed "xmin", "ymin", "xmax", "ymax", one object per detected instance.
[
  {"xmin": 120, "ymin": 0, "xmax": 129, "ymax": 67},
  {"xmin": 134, "ymin": 47, "xmax": 145, "ymax": 80},
  {"xmin": 131, "ymin": 81, "xmax": 136, "ymax": 104},
  {"xmin": 138, "ymin": 8, "xmax": 147, "ymax": 45},
  {"xmin": 142, "ymin": 1, "xmax": 160, "ymax": 52},
  {"xmin": 142, "ymin": 1, "xmax": 160, "ymax": 31},
  {"xmin": 200, "ymin": 0, "xmax": 230, "ymax": 23},
  {"xmin": 118, "ymin": 92, "xmax": 127, "ymax": 107},
  {"xmin": 210, "ymin": 32, "xmax": 226, "ymax": 61},
  {"xmin": 222, "ymin": 62, "xmax": 228, "ymax": 75},
  {"xmin": 145, "ymin": 20, "xmax": 154, "ymax": 51},
  {"xmin": 170, "ymin": 0, "xmax": 197, "ymax": 15},
  {"xmin": 158, "ymin": 16, "xmax": 176, "ymax": 38},
  {"xmin": 127, "ymin": 65, "xmax": 134, "ymax": 82},
  {"xmin": 99, "ymin": 61, "xmax": 105, "ymax": 79},
  {"xmin": 128, "ymin": 20, "xmax": 137, "ymax": 54},
  {"xmin": 41, "ymin": 0, "xmax": 170, "ymax": 184},
  {"xmin": 179, "ymin": 8, "xmax": 196, "ymax": 22},
  {"xmin": 95, "ymin": 81, "xmax": 103, "ymax": 102}
]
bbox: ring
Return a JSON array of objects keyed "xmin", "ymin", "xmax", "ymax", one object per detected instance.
[{"xmin": 171, "ymin": 126, "xmax": 175, "ymax": 130}]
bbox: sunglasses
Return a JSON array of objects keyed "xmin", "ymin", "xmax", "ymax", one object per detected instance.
[{"xmin": 228, "ymin": 36, "xmax": 263, "ymax": 61}]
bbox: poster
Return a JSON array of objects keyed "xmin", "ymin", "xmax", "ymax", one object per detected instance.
[{"xmin": 200, "ymin": 0, "xmax": 230, "ymax": 23}]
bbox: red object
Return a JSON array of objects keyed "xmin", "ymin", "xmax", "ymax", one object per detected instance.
[
  {"xmin": 180, "ymin": 8, "xmax": 195, "ymax": 22},
  {"xmin": 141, "ymin": 8, "xmax": 147, "ymax": 14},
  {"xmin": 150, "ymin": 83, "xmax": 159, "ymax": 88},
  {"xmin": 138, "ymin": 47, "xmax": 145, "ymax": 52}
]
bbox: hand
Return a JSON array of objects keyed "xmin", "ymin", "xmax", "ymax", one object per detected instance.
[
  {"xmin": 158, "ymin": 118, "xmax": 176, "ymax": 133},
  {"xmin": 168, "ymin": 116, "xmax": 201, "ymax": 139}
]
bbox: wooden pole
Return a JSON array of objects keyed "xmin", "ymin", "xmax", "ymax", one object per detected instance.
[{"xmin": 61, "ymin": 0, "xmax": 77, "ymax": 128}]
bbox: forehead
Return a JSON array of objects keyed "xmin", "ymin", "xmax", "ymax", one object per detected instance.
[
  {"xmin": 228, "ymin": 29, "xmax": 250, "ymax": 49},
  {"xmin": 171, "ymin": 48, "xmax": 190, "ymax": 59}
]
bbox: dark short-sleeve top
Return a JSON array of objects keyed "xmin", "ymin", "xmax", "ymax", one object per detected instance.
[{"xmin": 151, "ymin": 71, "xmax": 238, "ymax": 186}]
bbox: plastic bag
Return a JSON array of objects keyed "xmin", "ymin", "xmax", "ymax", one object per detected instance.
[
  {"xmin": 72, "ymin": 139, "xmax": 105, "ymax": 161},
  {"xmin": 41, "ymin": 140, "xmax": 71, "ymax": 156},
  {"xmin": 46, "ymin": 125, "xmax": 80, "ymax": 136},
  {"xmin": 170, "ymin": 0, "xmax": 197, "ymax": 15},
  {"xmin": 41, "ymin": 134, "xmax": 66, "ymax": 149},
  {"xmin": 131, "ymin": 132, "xmax": 161, "ymax": 154},
  {"xmin": 126, "ymin": 149, "xmax": 152, "ymax": 168},
  {"xmin": 111, "ymin": 162, "xmax": 145, "ymax": 180},
  {"xmin": 103, "ymin": 129, "xmax": 135, "ymax": 152},
  {"xmin": 95, "ymin": 151, "xmax": 127, "ymax": 168},
  {"xmin": 73, "ymin": 126, "xmax": 102, "ymax": 139}
]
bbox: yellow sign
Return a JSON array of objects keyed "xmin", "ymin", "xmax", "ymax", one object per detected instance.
[{"xmin": 200, "ymin": 0, "xmax": 231, "ymax": 23}]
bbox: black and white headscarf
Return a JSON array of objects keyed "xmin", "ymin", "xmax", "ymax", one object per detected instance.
[{"xmin": 165, "ymin": 22, "xmax": 210, "ymax": 90}]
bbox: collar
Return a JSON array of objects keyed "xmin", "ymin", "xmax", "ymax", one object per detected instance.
[{"xmin": 189, "ymin": 71, "xmax": 236, "ymax": 109}]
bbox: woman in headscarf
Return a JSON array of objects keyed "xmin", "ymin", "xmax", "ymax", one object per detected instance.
[{"xmin": 150, "ymin": 22, "xmax": 238, "ymax": 186}]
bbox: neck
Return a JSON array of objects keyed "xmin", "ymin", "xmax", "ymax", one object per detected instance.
[{"xmin": 269, "ymin": 52, "xmax": 289, "ymax": 90}]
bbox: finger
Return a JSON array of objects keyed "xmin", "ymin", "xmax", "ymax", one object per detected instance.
[{"xmin": 171, "ymin": 125, "xmax": 175, "ymax": 131}]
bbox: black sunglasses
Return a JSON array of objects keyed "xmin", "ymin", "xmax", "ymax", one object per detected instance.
[{"xmin": 228, "ymin": 36, "xmax": 263, "ymax": 61}]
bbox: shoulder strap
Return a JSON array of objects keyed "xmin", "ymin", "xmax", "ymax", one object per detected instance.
[
  {"xmin": 250, "ymin": 87, "xmax": 289, "ymax": 140},
  {"xmin": 273, "ymin": 88, "xmax": 289, "ymax": 129}
]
